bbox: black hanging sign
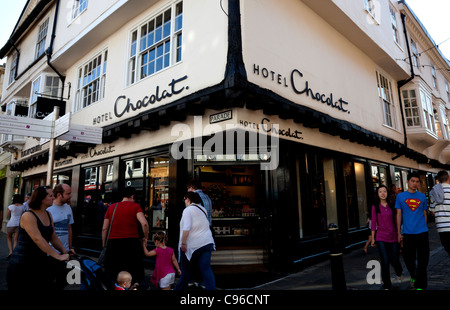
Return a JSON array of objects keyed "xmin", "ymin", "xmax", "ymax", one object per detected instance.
[{"xmin": 35, "ymin": 97, "xmax": 66, "ymax": 119}]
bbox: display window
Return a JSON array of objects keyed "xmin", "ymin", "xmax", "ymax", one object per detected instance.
[
  {"xmin": 195, "ymin": 164, "xmax": 263, "ymax": 248},
  {"xmin": 122, "ymin": 156, "xmax": 170, "ymax": 241},
  {"xmin": 80, "ymin": 163, "xmax": 114, "ymax": 235},
  {"xmin": 297, "ymin": 154, "xmax": 338, "ymax": 238}
]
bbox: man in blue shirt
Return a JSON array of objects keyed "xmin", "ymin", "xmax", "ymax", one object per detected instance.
[
  {"xmin": 187, "ymin": 179, "xmax": 212, "ymax": 225},
  {"xmin": 395, "ymin": 172, "xmax": 429, "ymax": 290}
]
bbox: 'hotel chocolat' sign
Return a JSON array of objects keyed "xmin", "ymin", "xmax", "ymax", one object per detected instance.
[
  {"xmin": 114, "ymin": 75, "xmax": 188, "ymax": 118},
  {"xmin": 93, "ymin": 75, "xmax": 189, "ymax": 125},
  {"xmin": 253, "ymin": 64, "xmax": 350, "ymax": 114}
]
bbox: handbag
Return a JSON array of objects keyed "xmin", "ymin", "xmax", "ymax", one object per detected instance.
[
  {"xmin": 193, "ymin": 204, "xmax": 215, "ymax": 238},
  {"xmin": 98, "ymin": 202, "xmax": 119, "ymax": 266}
]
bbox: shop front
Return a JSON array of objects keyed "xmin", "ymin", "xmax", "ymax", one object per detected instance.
[{"xmin": 13, "ymin": 107, "xmax": 440, "ymax": 272}]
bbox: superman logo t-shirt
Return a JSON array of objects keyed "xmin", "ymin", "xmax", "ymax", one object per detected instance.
[
  {"xmin": 395, "ymin": 190, "xmax": 428, "ymax": 234},
  {"xmin": 404, "ymin": 198, "xmax": 421, "ymax": 212}
]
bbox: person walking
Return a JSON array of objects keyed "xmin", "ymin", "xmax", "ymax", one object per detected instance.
[
  {"xmin": 143, "ymin": 231, "xmax": 181, "ymax": 290},
  {"xmin": 47, "ymin": 184, "xmax": 75, "ymax": 253},
  {"xmin": 395, "ymin": 172, "xmax": 429, "ymax": 290},
  {"xmin": 174, "ymin": 191, "xmax": 215, "ymax": 290},
  {"xmin": 371, "ymin": 185, "xmax": 403, "ymax": 289},
  {"xmin": 187, "ymin": 179, "xmax": 212, "ymax": 225},
  {"xmin": 102, "ymin": 187, "xmax": 149, "ymax": 287},
  {"xmin": 47, "ymin": 183, "xmax": 75, "ymax": 289},
  {"xmin": 430, "ymin": 170, "xmax": 450, "ymax": 257},
  {"xmin": 6, "ymin": 194, "xmax": 26, "ymax": 258},
  {"xmin": 6, "ymin": 186, "xmax": 70, "ymax": 290}
]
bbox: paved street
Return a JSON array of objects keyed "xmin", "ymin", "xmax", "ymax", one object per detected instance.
[{"xmin": 0, "ymin": 223, "xmax": 449, "ymax": 291}]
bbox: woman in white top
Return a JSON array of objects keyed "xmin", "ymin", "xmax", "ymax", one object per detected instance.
[
  {"xmin": 174, "ymin": 191, "xmax": 215, "ymax": 290},
  {"xmin": 6, "ymin": 194, "xmax": 26, "ymax": 258}
]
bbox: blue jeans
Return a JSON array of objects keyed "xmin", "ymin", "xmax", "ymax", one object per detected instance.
[
  {"xmin": 174, "ymin": 243, "xmax": 215, "ymax": 290},
  {"xmin": 377, "ymin": 241, "xmax": 403, "ymax": 289}
]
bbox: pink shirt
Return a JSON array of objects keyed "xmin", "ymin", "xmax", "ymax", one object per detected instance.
[{"xmin": 371, "ymin": 204, "xmax": 398, "ymax": 243}]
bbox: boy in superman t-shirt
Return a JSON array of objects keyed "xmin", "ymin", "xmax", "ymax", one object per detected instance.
[{"xmin": 395, "ymin": 172, "xmax": 429, "ymax": 290}]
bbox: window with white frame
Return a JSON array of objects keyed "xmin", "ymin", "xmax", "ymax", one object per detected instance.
[
  {"xmin": 434, "ymin": 106, "xmax": 449, "ymax": 139},
  {"xmin": 29, "ymin": 75, "xmax": 61, "ymax": 118},
  {"xmin": 376, "ymin": 71, "xmax": 396, "ymax": 128},
  {"xmin": 411, "ymin": 39, "xmax": 419, "ymax": 68},
  {"xmin": 128, "ymin": 1, "xmax": 183, "ymax": 85},
  {"xmin": 364, "ymin": 0, "xmax": 375, "ymax": 15},
  {"xmin": 8, "ymin": 53, "xmax": 17, "ymax": 85},
  {"xmin": 446, "ymin": 81, "xmax": 450, "ymax": 102},
  {"xmin": 402, "ymin": 89, "xmax": 420, "ymax": 127},
  {"xmin": 75, "ymin": 50, "xmax": 107, "ymax": 112},
  {"xmin": 72, "ymin": 0, "xmax": 88, "ymax": 19},
  {"xmin": 389, "ymin": 6, "xmax": 399, "ymax": 44},
  {"xmin": 35, "ymin": 18, "xmax": 49, "ymax": 59},
  {"xmin": 420, "ymin": 89, "xmax": 435, "ymax": 133},
  {"xmin": 431, "ymin": 66, "xmax": 437, "ymax": 88}
]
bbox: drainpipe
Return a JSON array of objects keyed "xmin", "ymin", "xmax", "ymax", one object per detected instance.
[
  {"xmin": 46, "ymin": 0, "xmax": 65, "ymax": 101},
  {"xmin": 392, "ymin": 12, "xmax": 415, "ymax": 160}
]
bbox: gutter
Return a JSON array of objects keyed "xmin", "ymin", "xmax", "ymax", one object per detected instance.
[
  {"xmin": 46, "ymin": 0, "xmax": 66, "ymax": 101},
  {"xmin": 392, "ymin": 12, "xmax": 415, "ymax": 160}
]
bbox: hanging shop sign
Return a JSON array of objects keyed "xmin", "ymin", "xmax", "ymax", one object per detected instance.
[
  {"xmin": 252, "ymin": 64, "xmax": 350, "ymax": 114},
  {"xmin": 35, "ymin": 97, "xmax": 66, "ymax": 119}
]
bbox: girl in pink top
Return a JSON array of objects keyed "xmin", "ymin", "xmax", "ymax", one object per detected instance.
[
  {"xmin": 143, "ymin": 231, "xmax": 181, "ymax": 290},
  {"xmin": 370, "ymin": 185, "xmax": 403, "ymax": 290}
]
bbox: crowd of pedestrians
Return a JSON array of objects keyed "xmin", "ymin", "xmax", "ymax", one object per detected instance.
[
  {"xmin": 2, "ymin": 178, "xmax": 216, "ymax": 291},
  {"xmin": 4, "ymin": 171, "xmax": 450, "ymax": 291},
  {"xmin": 366, "ymin": 170, "xmax": 450, "ymax": 290}
]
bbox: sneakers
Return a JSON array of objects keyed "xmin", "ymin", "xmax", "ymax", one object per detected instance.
[
  {"xmin": 410, "ymin": 278, "xmax": 415, "ymax": 289},
  {"xmin": 391, "ymin": 274, "xmax": 402, "ymax": 284}
]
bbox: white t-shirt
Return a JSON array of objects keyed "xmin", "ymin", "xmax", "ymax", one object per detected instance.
[
  {"xmin": 6, "ymin": 204, "xmax": 26, "ymax": 227},
  {"xmin": 47, "ymin": 203, "xmax": 74, "ymax": 251},
  {"xmin": 178, "ymin": 203, "xmax": 215, "ymax": 261}
]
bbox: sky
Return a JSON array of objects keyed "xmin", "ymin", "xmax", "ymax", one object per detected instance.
[{"xmin": 0, "ymin": 0, "xmax": 449, "ymax": 64}]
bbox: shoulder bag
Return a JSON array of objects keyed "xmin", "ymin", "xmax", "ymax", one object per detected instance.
[
  {"xmin": 192, "ymin": 204, "xmax": 215, "ymax": 238},
  {"xmin": 98, "ymin": 202, "xmax": 119, "ymax": 266}
]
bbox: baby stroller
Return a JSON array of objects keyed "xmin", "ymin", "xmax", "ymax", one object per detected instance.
[{"xmin": 68, "ymin": 255, "xmax": 115, "ymax": 290}]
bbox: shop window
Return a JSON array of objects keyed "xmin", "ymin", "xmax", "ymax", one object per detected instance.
[
  {"xmin": 197, "ymin": 164, "xmax": 263, "ymax": 247},
  {"xmin": 371, "ymin": 164, "xmax": 387, "ymax": 191},
  {"xmin": 22, "ymin": 175, "xmax": 49, "ymax": 197},
  {"xmin": 298, "ymin": 154, "xmax": 337, "ymax": 238},
  {"xmin": 80, "ymin": 164, "xmax": 114, "ymax": 235},
  {"xmin": 52, "ymin": 170, "xmax": 72, "ymax": 188},
  {"xmin": 342, "ymin": 161, "xmax": 367, "ymax": 229},
  {"xmin": 123, "ymin": 156, "xmax": 170, "ymax": 240},
  {"xmin": 394, "ymin": 168, "xmax": 409, "ymax": 193}
]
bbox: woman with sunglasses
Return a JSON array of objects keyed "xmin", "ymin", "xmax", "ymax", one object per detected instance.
[
  {"xmin": 6, "ymin": 186, "xmax": 70, "ymax": 290},
  {"xmin": 174, "ymin": 191, "xmax": 215, "ymax": 290}
]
